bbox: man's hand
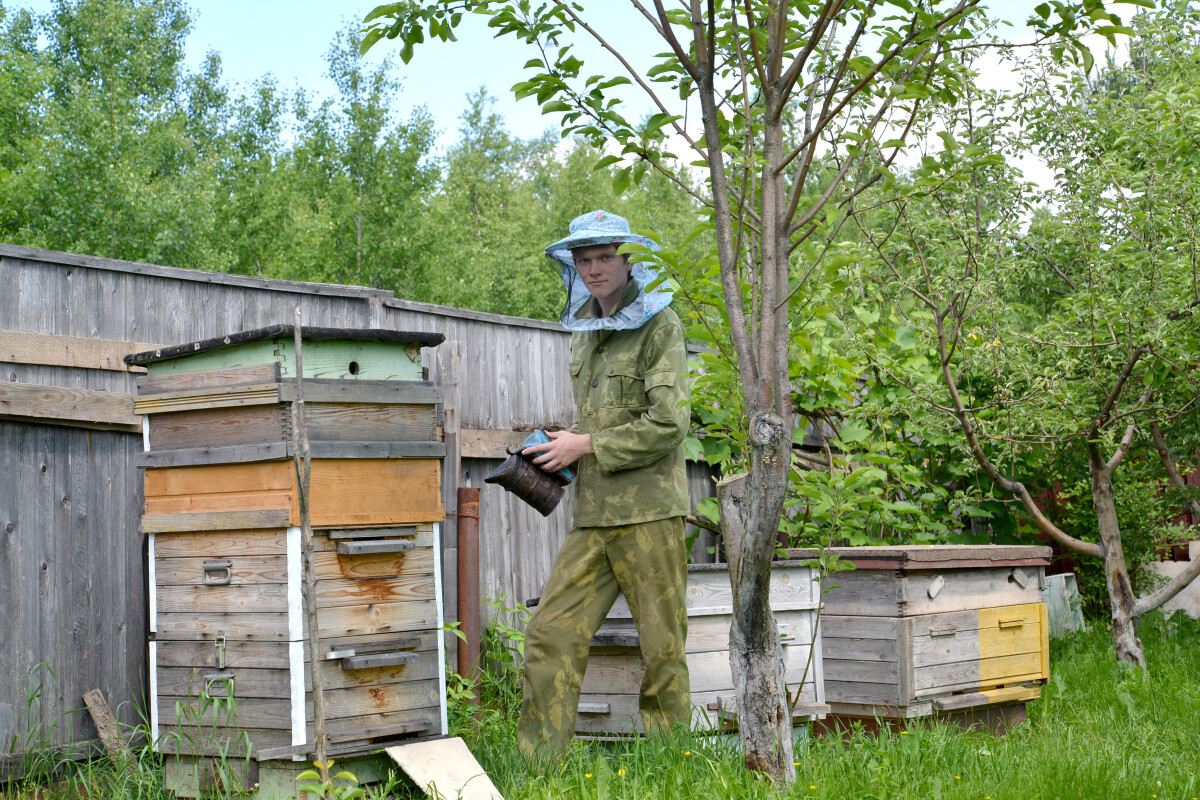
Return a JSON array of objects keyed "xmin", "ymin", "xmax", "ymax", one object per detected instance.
[{"xmin": 522, "ymin": 430, "xmax": 592, "ymax": 473}]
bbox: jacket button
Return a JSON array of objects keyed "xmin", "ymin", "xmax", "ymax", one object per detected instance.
[{"xmin": 590, "ymin": 379, "xmax": 599, "ymax": 387}]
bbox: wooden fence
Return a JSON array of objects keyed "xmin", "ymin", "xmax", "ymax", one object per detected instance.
[{"xmin": 0, "ymin": 243, "xmax": 717, "ymax": 766}]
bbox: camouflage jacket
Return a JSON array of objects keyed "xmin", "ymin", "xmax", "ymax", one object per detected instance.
[{"xmin": 568, "ymin": 282, "xmax": 691, "ymax": 527}]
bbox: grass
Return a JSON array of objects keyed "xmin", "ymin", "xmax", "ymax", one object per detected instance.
[
  {"xmin": 447, "ymin": 611, "xmax": 1200, "ymax": 800},
  {"xmin": 4, "ymin": 613, "xmax": 1199, "ymax": 800}
]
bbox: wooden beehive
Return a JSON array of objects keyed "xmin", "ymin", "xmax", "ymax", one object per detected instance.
[
  {"xmin": 127, "ymin": 326, "xmax": 449, "ymax": 771},
  {"xmin": 575, "ymin": 561, "xmax": 827, "ymax": 736},
  {"xmin": 787, "ymin": 545, "xmax": 1051, "ymax": 726}
]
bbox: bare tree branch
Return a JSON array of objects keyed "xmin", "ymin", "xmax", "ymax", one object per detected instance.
[
  {"xmin": 932, "ymin": 311, "xmax": 1103, "ymax": 557},
  {"xmin": 1092, "ymin": 345, "xmax": 1148, "ymax": 435},
  {"xmin": 1105, "ymin": 389, "xmax": 1151, "ymax": 472}
]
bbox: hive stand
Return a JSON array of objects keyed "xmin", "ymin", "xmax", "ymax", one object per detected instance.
[
  {"xmin": 127, "ymin": 326, "xmax": 454, "ymax": 799},
  {"xmin": 785, "ymin": 545, "xmax": 1052, "ymax": 735},
  {"xmin": 575, "ymin": 562, "xmax": 828, "ymax": 737}
]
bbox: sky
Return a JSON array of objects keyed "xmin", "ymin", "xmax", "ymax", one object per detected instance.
[{"xmin": 12, "ymin": 0, "xmax": 1114, "ymax": 152}]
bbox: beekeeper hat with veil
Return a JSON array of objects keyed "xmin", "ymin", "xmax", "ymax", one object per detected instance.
[{"xmin": 545, "ymin": 210, "xmax": 673, "ymax": 332}]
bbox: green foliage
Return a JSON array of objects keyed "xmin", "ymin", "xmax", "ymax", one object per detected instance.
[
  {"xmin": 296, "ymin": 761, "xmax": 367, "ymax": 800},
  {"xmin": 0, "ymin": 0, "xmax": 700, "ymax": 321}
]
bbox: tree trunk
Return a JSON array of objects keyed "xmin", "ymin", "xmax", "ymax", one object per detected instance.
[
  {"xmin": 719, "ymin": 412, "xmax": 794, "ymax": 784},
  {"xmin": 1089, "ymin": 451, "xmax": 1146, "ymax": 670}
]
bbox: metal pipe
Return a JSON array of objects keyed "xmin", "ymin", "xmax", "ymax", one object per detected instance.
[{"xmin": 456, "ymin": 487, "xmax": 481, "ymax": 705}]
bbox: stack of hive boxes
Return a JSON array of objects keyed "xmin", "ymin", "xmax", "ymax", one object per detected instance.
[
  {"xmin": 791, "ymin": 545, "xmax": 1052, "ymax": 730},
  {"xmin": 126, "ymin": 325, "xmax": 448, "ymax": 762}
]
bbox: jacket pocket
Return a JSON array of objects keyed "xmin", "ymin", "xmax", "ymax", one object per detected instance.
[
  {"xmin": 605, "ymin": 365, "xmax": 646, "ymax": 408},
  {"xmin": 568, "ymin": 360, "xmax": 583, "ymax": 398}
]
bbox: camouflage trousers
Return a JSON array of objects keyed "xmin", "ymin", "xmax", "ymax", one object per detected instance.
[{"xmin": 517, "ymin": 516, "xmax": 691, "ymax": 760}]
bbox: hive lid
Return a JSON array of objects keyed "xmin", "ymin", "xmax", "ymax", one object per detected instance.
[
  {"xmin": 780, "ymin": 544, "xmax": 1052, "ymax": 569},
  {"xmin": 124, "ymin": 324, "xmax": 444, "ymax": 366}
]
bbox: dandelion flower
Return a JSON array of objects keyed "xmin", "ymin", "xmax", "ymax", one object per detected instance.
[
  {"xmin": 955, "ymin": 776, "xmax": 961, "ymax": 780},
  {"xmin": 683, "ymin": 750, "xmax": 691, "ymax": 756},
  {"xmin": 901, "ymin": 730, "xmax": 909, "ymax": 735},
  {"xmin": 794, "ymin": 762, "xmax": 800, "ymax": 767},
  {"xmin": 618, "ymin": 769, "xmax": 626, "ymax": 777},
  {"xmin": 585, "ymin": 773, "xmax": 592, "ymax": 779},
  {"xmin": 810, "ymin": 786, "xmax": 817, "ymax": 791}
]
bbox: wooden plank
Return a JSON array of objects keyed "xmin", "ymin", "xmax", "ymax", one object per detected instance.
[
  {"xmin": 384, "ymin": 294, "xmax": 570, "ymax": 334},
  {"xmin": 914, "ymin": 653, "xmax": 1045, "ymax": 695},
  {"xmin": 155, "ymin": 727, "xmax": 287, "ymax": 757},
  {"xmin": 0, "ymin": 330, "xmax": 160, "ymax": 372},
  {"xmin": 82, "ymin": 689, "xmax": 131, "ymax": 760},
  {"xmin": 137, "ymin": 443, "xmax": 288, "ymax": 468},
  {"xmin": 0, "ymin": 242, "xmax": 390, "ymax": 299},
  {"xmin": 145, "ymin": 489, "xmax": 294, "ymax": 517},
  {"xmin": 930, "ymin": 685, "xmax": 1040, "ymax": 712},
  {"xmin": 901, "ymin": 569, "xmax": 1043, "ymax": 616},
  {"xmin": 336, "ymin": 540, "xmax": 415, "ymax": 555},
  {"xmin": 912, "ymin": 628, "xmax": 1043, "ymax": 670},
  {"xmin": 158, "ymin": 680, "xmax": 441, "ymax": 730},
  {"xmin": 341, "ymin": 652, "xmax": 418, "ymax": 670},
  {"xmin": 307, "ymin": 441, "xmax": 446, "ymax": 459},
  {"xmin": 146, "ymin": 405, "xmax": 288, "ymax": 451},
  {"xmin": 458, "ymin": 428, "xmax": 525, "ymax": 459},
  {"xmin": 824, "ymin": 700, "xmax": 932, "ymax": 720},
  {"xmin": 142, "ymin": 509, "xmax": 292, "ymax": 533},
  {"xmin": 155, "ymin": 611, "xmax": 290, "ymax": 641},
  {"xmin": 154, "ymin": 631, "xmax": 441, "ymax": 670},
  {"xmin": 326, "ymin": 526, "xmax": 419, "ymax": 539},
  {"xmin": 157, "ymin": 574, "xmax": 435, "ymax": 613},
  {"xmin": 315, "ymin": 548, "xmax": 436, "ymax": 580},
  {"xmin": 155, "ymin": 652, "xmax": 439, "ymax": 699},
  {"xmin": 821, "ymin": 658, "xmax": 902, "ymax": 685},
  {"xmin": 307, "ymin": 459, "xmax": 444, "ymax": 526},
  {"xmin": 816, "ymin": 571, "xmax": 905, "ymax": 617},
  {"xmin": 145, "ymin": 461, "xmax": 293, "ymax": 497},
  {"xmin": 133, "ymin": 383, "xmax": 283, "ymax": 415},
  {"xmin": 0, "ymin": 381, "xmax": 140, "ymax": 431},
  {"xmin": 152, "ymin": 530, "xmax": 288, "ymax": 558},
  {"xmin": 156, "ymin": 554, "xmax": 289, "ymax": 586},
  {"xmin": 155, "ymin": 600, "xmax": 440, "ymax": 642},
  {"xmin": 824, "ymin": 679, "xmax": 902, "ymax": 706},
  {"xmin": 279, "ymin": 380, "xmax": 441, "ymax": 406},
  {"xmin": 810, "ymin": 614, "xmax": 899, "ymax": 641},
  {"xmin": 136, "ymin": 363, "xmax": 281, "ymax": 395},
  {"xmin": 305, "ymin": 403, "xmax": 437, "ymax": 443},
  {"xmin": 820, "ymin": 637, "xmax": 898, "ymax": 662},
  {"xmin": 137, "ymin": 441, "xmax": 445, "ymax": 467}
]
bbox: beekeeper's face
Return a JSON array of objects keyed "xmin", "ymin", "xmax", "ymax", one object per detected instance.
[{"xmin": 573, "ymin": 243, "xmax": 631, "ymax": 307}]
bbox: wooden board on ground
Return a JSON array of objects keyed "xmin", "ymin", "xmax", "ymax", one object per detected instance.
[{"xmin": 385, "ymin": 737, "xmax": 504, "ymax": 800}]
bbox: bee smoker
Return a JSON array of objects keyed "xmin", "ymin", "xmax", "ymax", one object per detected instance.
[{"xmin": 483, "ymin": 430, "xmax": 575, "ymax": 517}]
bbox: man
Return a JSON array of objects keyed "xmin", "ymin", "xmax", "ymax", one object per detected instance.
[{"xmin": 517, "ymin": 210, "xmax": 692, "ymax": 759}]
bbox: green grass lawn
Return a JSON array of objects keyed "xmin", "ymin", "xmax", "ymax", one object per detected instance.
[
  {"xmin": 5, "ymin": 614, "xmax": 1199, "ymax": 800},
  {"xmin": 453, "ymin": 614, "xmax": 1200, "ymax": 800}
]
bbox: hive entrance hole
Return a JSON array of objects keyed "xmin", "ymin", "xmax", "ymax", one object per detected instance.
[{"xmin": 348, "ymin": 360, "xmax": 360, "ymax": 376}]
